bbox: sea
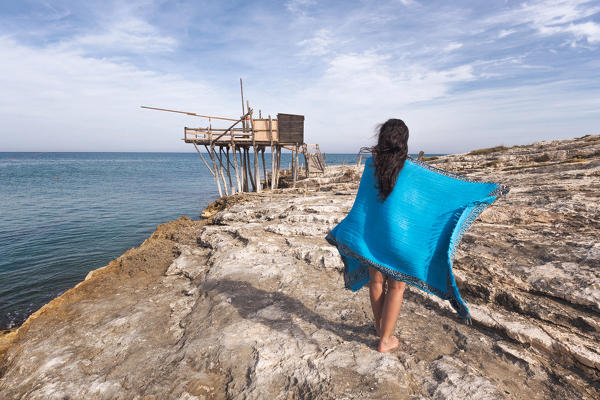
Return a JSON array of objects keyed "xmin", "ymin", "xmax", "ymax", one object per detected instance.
[{"xmin": 0, "ymin": 152, "xmax": 441, "ymax": 330}]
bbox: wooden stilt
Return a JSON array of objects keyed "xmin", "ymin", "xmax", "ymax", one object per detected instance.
[
  {"xmin": 245, "ymin": 147, "xmax": 256, "ymax": 191},
  {"xmin": 253, "ymin": 147, "xmax": 260, "ymax": 192},
  {"xmin": 225, "ymin": 146, "xmax": 234, "ymax": 194},
  {"xmin": 278, "ymin": 146, "xmax": 282, "ymax": 187},
  {"xmin": 192, "ymin": 142, "xmax": 215, "ymax": 176},
  {"xmin": 273, "ymin": 146, "xmax": 277, "ymax": 189},
  {"xmin": 232, "ymin": 144, "xmax": 242, "ymax": 193},
  {"xmin": 274, "ymin": 145, "xmax": 281, "ymax": 189},
  {"xmin": 303, "ymin": 145, "xmax": 309, "ymax": 178},
  {"xmin": 291, "ymin": 147, "xmax": 296, "ymax": 188},
  {"xmin": 250, "ymin": 114, "xmax": 260, "ymax": 193},
  {"xmin": 241, "ymin": 146, "xmax": 246, "ymax": 191},
  {"xmin": 216, "ymin": 146, "xmax": 229, "ymax": 196},
  {"xmin": 208, "ymin": 144, "xmax": 222, "ymax": 197},
  {"xmin": 261, "ymin": 147, "xmax": 267, "ymax": 190},
  {"xmin": 269, "ymin": 116, "xmax": 275, "ymax": 190},
  {"xmin": 220, "ymin": 146, "xmax": 231, "ymax": 194},
  {"xmin": 240, "ymin": 146, "xmax": 247, "ymax": 192},
  {"xmin": 293, "ymin": 144, "xmax": 299, "ymax": 188}
]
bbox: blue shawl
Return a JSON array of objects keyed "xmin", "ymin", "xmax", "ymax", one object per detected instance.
[{"xmin": 325, "ymin": 156, "xmax": 509, "ymax": 320}]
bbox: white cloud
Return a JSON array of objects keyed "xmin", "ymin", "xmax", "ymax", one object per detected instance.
[
  {"xmin": 490, "ymin": 0, "xmax": 600, "ymax": 44},
  {"xmin": 292, "ymin": 77, "xmax": 600, "ymax": 153},
  {"xmin": 69, "ymin": 17, "xmax": 178, "ymax": 54},
  {"xmin": 313, "ymin": 51, "xmax": 474, "ymax": 105},
  {"xmin": 287, "ymin": 51, "xmax": 479, "ymax": 151},
  {"xmin": 541, "ymin": 21, "xmax": 600, "ymax": 43},
  {"xmin": 521, "ymin": 0, "xmax": 600, "ymax": 26},
  {"xmin": 444, "ymin": 42, "xmax": 463, "ymax": 52},
  {"xmin": 1, "ymin": 1, "xmax": 599, "ymax": 154},
  {"xmin": 0, "ymin": 37, "xmax": 231, "ymax": 151},
  {"xmin": 286, "ymin": 0, "xmax": 316, "ymax": 14},
  {"xmin": 402, "ymin": 81, "xmax": 600, "ymax": 153},
  {"xmin": 298, "ymin": 29, "xmax": 334, "ymax": 56},
  {"xmin": 498, "ymin": 29, "xmax": 516, "ymax": 38}
]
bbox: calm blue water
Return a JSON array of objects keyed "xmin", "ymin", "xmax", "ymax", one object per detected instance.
[{"xmin": 0, "ymin": 151, "xmax": 373, "ymax": 330}]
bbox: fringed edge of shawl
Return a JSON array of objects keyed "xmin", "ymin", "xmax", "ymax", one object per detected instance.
[
  {"xmin": 325, "ymin": 233, "xmax": 452, "ymax": 306},
  {"xmin": 408, "ymin": 156, "xmax": 511, "ymax": 196},
  {"xmin": 445, "ymin": 184, "xmax": 511, "ymax": 319},
  {"xmin": 409, "ymin": 155, "xmax": 510, "ymax": 321}
]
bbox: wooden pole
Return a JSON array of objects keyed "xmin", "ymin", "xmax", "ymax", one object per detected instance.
[
  {"xmin": 261, "ymin": 147, "xmax": 267, "ymax": 190},
  {"xmin": 296, "ymin": 145, "xmax": 300, "ymax": 182},
  {"xmin": 240, "ymin": 146, "xmax": 247, "ymax": 192},
  {"xmin": 241, "ymin": 146, "xmax": 246, "ymax": 191},
  {"xmin": 192, "ymin": 142, "xmax": 215, "ymax": 176},
  {"xmin": 272, "ymin": 145, "xmax": 277, "ymax": 189},
  {"xmin": 274, "ymin": 145, "xmax": 281, "ymax": 189},
  {"xmin": 303, "ymin": 145, "xmax": 309, "ymax": 178},
  {"xmin": 141, "ymin": 106, "xmax": 238, "ymax": 121},
  {"xmin": 240, "ymin": 78, "xmax": 245, "ymax": 115},
  {"xmin": 269, "ymin": 116, "xmax": 275, "ymax": 190},
  {"xmin": 278, "ymin": 146, "xmax": 282, "ymax": 188},
  {"xmin": 254, "ymin": 147, "xmax": 260, "ymax": 192},
  {"xmin": 216, "ymin": 146, "xmax": 229, "ymax": 196},
  {"xmin": 225, "ymin": 146, "xmax": 234, "ymax": 194},
  {"xmin": 291, "ymin": 147, "xmax": 296, "ymax": 188},
  {"xmin": 273, "ymin": 145, "xmax": 278, "ymax": 189},
  {"xmin": 208, "ymin": 144, "xmax": 223, "ymax": 197},
  {"xmin": 245, "ymin": 147, "xmax": 256, "ymax": 191},
  {"xmin": 207, "ymin": 121, "xmax": 225, "ymax": 196},
  {"xmin": 212, "ymin": 113, "xmax": 248, "ymax": 143},
  {"xmin": 232, "ymin": 144, "xmax": 242, "ymax": 193},
  {"xmin": 250, "ymin": 114, "xmax": 260, "ymax": 193},
  {"xmin": 231, "ymin": 131, "xmax": 241, "ymax": 193},
  {"xmin": 240, "ymin": 78, "xmax": 246, "ymax": 132},
  {"xmin": 294, "ymin": 144, "xmax": 299, "ymax": 188}
]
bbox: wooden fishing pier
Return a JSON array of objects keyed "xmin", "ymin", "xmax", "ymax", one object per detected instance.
[{"xmin": 142, "ymin": 80, "xmax": 325, "ymax": 197}]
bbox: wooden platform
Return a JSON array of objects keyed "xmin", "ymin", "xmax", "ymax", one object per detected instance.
[{"xmin": 141, "ymin": 80, "xmax": 323, "ymax": 197}]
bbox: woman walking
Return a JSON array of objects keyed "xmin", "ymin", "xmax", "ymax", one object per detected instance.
[{"xmin": 326, "ymin": 119, "xmax": 509, "ymax": 353}]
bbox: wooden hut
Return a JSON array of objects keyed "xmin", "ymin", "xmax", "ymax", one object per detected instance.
[{"xmin": 142, "ymin": 80, "xmax": 325, "ymax": 197}]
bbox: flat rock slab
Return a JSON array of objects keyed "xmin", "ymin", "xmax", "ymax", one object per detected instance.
[{"xmin": 1, "ymin": 135, "xmax": 599, "ymax": 399}]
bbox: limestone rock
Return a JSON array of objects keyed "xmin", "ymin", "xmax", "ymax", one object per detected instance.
[{"xmin": 1, "ymin": 135, "xmax": 599, "ymax": 399}]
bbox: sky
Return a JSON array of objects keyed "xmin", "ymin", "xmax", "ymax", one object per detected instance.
[{"xmin": 0, "ymin": 0, "xmax": 599, "ymax": 153}]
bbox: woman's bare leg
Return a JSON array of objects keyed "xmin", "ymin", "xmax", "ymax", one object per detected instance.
[
  {"xmin": 368, "ymin": 267, "xmax": 386, "ymax": 336},
  {"xmin": 378, "ymin": 279, "xmax": 406, "ymax": 353}
]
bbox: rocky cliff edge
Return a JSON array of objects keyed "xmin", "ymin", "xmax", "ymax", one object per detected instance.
[{"xmin": 0, "ymin": 134, "xmax": 599, "ymax": 399}]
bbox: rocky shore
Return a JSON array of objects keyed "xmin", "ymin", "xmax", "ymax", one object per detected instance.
[{"xmin": 0, "ymin": 134, "xmax": 599, "ymax": 399}]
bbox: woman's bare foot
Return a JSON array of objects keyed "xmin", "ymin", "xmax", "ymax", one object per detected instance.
[
  {"xmin": 378, "ymin": 335, "xmax": 399, "ymax": 353},
  {"xmin": 374, "ymin": 321, "xmax": 381, "ymax": 337}
]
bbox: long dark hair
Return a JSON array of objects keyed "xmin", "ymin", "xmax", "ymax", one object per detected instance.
[{"xmin": 360, "ymin": 119, "xmax": 409, "ymax": 201}]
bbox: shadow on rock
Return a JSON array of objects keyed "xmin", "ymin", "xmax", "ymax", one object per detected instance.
[{"xmin": 203, "ymin": 279, "xmax": 375, "ymax": 348}]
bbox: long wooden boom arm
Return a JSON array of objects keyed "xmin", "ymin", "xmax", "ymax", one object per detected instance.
[{"xmin": 141, "ymin": 106, "xmax": 239, "ymax": 121}]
